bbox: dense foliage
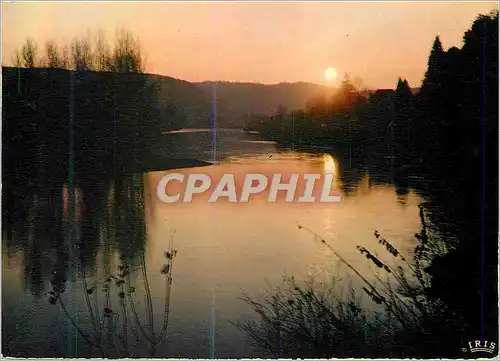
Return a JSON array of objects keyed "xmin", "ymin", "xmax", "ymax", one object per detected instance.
[{"xmin": 241, "ymin": 11, "xmax": 499, "ymax": 357}]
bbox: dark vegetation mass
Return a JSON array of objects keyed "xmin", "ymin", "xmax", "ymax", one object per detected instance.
[
  {"xmin": 238, "ymin": 11, "xmax": 498, "ymax": 358},
  {"xmin": 3, "ymin": 29, "xmax": 211, "ymax": 180},
  {"xmin": 2, "ymin": 10, "xmax": 498, "ymax": 358}
]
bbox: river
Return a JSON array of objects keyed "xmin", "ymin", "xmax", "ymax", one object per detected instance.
[{"xmin": 2, "ymin": 128, "xmax": 427, "ymax": 358}]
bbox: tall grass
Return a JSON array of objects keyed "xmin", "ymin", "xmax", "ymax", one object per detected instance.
[
  {"xmin": 236, "ymin": 206, "xmax": 468, "ymax": 358},
  {"xmin": 47, "ymin": 229, "xmax": 177, "ymax": 357}
]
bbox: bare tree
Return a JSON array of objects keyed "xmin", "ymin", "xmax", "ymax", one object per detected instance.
[
  {"xmin": 72, "ymin": 33, "xmax": 93, "ymax": 71},
  {"xmin": 94, "ymin": 29, "xmax": 111, "ymax": 71},
  {"xmin": 60, "ymin": 44, "xmax": 70, "ymax": 69},
  {"xmin": 21, "ymin": 38, "xmax": 38, "ymax": 67},
  {"xmin": 12, "ymin": 50, "xmax": 22, "ymax": 67},
  {"xmin": 111, "ymin": 28, "xmax": 144, "ymax": 73},
  {"xmin": 11, "ymin": 28, "xmax": 146, "ymax": 73},
  {"xmin": 45, "ymin": 40, "xmax": 63, "ymax": 68}
]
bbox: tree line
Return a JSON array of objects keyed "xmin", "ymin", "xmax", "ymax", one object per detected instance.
[
  {"xmin": 245, "ymin": 10, "xmax": 498, "ymax": 170},
  {"xmin": 12, "ymin": 28, "xmax": 144, "ymax": 73},
  {"xmin": 242, "ymin": 10, "xmax": 499, "ymax": 355},
  {"xmin": 244, "ymin": 72, "xmax": 410, "ymax": 160},
  {"xmin": 3, "ymin": 28, "xmax": 173, "ymax": 182}
]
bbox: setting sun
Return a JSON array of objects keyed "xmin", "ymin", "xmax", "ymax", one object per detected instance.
[
  {"xmin": 324, "ymin": 67, "xmax": 338, "ymax": 83},
  {"xmin": 2, "ymin": 2, "xmax": 498, "ymax": 359}
]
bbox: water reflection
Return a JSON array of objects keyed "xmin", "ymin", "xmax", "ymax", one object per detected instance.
[
  {"xmin": 323, "ymin": 154, "xmax": 337, "ymax": 175},
  {"xmin": 3, "ymin": 130, "xmax": 429, "ymax": 358},
  {"xmin": 3, "ymin": 168, "xmax": 181, "ymax": 356}
]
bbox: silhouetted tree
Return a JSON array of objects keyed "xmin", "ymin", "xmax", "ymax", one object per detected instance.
[
  {"xmin": 111, "ymin": 29, "xmax": 144, "ymax": 73},
  {"xmin": 71, "ymin": 35, "xmax": 93, "ymax": 71},
  {"xmin": 422, "ymin": 36, "xmax": 445, "ymax": 90},
  {"xmin": 21, "ymin": 38, "xmax": 39, "ymax": 68},
  {"xmin": 394, "ymin": 78, "xmax": 413, "ymax": 153},
  {"xmin": 414, "ymin": 10, "xmax": 499, "ymax": 347},
  {"xmin": 92, "ymin": 29, "xmax": 110, "ymax": 71},
  {"xmin": 11, "ymin": 28, "xmax": 145, "ymax": 74},
  {"xmin": 417, "ymin": 36, "xmax": 449, "ymax": 152},
  {"xmin": 12, "ymin": 50, "xmax": 22, "ymax": 68},
  {"xmin": 339, "ymin": 73, "xmax": 358, "ymax": 95},
  {"xmin": 395, "ymin": 78, "xmax": 412, "ymax": 99},
  {"xmin": 44, "ymin": 40, "xmax": 64, "ymax": 69},
  {"xmin": 60, "ymin": 44, "xmax": 71, "ymax": 69}
]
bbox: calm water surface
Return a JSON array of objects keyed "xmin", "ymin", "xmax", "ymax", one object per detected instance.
[{"xmin": 3, "ymin": 129, "xmax": 425, "ymax": 358}]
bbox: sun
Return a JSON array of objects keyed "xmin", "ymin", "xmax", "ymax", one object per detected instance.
[{"xmin": 324, "ymin": 67, "xmax": 338, "ymax": 83}]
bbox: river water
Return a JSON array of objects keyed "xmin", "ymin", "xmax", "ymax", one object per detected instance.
[{"xmin": 2, "ymin": 128, "xmax": 426, "ymax": 358}]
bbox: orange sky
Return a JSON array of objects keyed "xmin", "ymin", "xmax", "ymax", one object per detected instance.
[{"xmin": 2, "ymin": 1, "xmax": 497, "ymax": 88}]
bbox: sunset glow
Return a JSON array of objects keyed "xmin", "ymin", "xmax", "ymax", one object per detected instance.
[
  {"xmin": 2, "ymin": 0, "xmax": 498, "ymax": 357},
  {"xmin": 2, "ymin": 1, "xmax": 496, "ymax": 87},
  {"xmin": 324, "ymin": 67, "xmax": 338, "ymax": 84}
]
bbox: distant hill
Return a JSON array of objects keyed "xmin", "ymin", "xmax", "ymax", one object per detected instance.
[
  {"xmin": 195, "ymin": 81, "xmax": 335, "ymax": 127},
  {"xmin": 146, "ymin": 73, "xmax": 211, "ymax": 129},
  {"xmin": 2, "ymin": 66, "xmax": 421, "ymax": 134}
]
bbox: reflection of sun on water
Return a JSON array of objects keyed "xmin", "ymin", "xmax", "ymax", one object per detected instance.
[
  {"xmin": 323, "ymin": 154, "xmax": 337, "ymax": 174},
  {"xmin": 320, "ymin": 154, "xmax": 339, "ymax": 239}
]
